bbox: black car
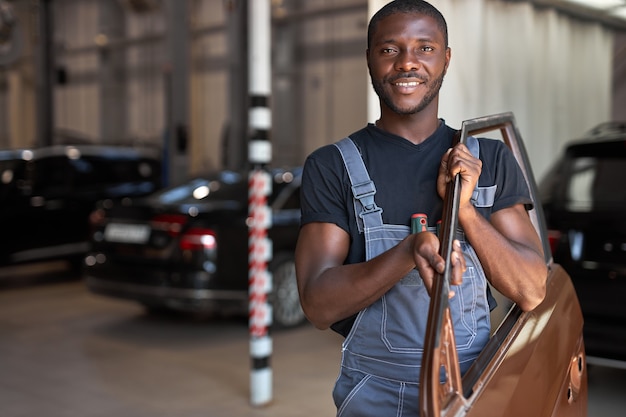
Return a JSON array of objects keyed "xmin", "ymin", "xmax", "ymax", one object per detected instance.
[
  {"xmin": 539, "ymin": 121, "xmax": 626, "ymax": 367},
  {"xmin": 84, "ymin": 167, "xmax": 306, "ymax": 328},
  {"xmin": 0, "ymin": 144, "xmax": 162, "ymax": 267}
]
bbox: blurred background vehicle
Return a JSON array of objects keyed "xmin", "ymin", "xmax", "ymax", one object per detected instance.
[
  {"xmin": 539, "ymin": 121, "xmax": 626, "ymax": 367},
  {"xmin": 0, "ymin": 144, "xmax": 162, "ymax": 268},
  {"xmin": 83, "ymin": 166, "xmax": 305, "ymax": 329}
]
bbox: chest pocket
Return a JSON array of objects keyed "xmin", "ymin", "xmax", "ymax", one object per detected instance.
[{"xmin": 472, "ymin": 185, "xmax": 497, "ymax": 208}]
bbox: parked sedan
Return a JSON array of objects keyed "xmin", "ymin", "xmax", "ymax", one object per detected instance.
[
  {"xmin": 84, "ymin": 167, "xmax": 306, "ymax": 328},
  {"xmin": 0, "ymin": 144, "xmax": 161, "ymax": 267},
  {"xmin": 539, "ymin": 121, "xmax": 626, "ymax": 367}
]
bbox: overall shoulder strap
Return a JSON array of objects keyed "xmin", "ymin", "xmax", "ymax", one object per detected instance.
[
  {"xmin": 466, "ymin": 135, "xmax": 479, "ymax": 159},
  {"xmin": 464, "ymin": 135, "xmax": 497, "ymax": 207},
  {"xmin": 334, "ymin": 137, "xmax": 383, "ymax": 233}
]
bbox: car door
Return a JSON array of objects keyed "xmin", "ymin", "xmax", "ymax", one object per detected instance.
[{"xmin": 419, "ymin": 113, "xmax": 587, "ymax": 417}]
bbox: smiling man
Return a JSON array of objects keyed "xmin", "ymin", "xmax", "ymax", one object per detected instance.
[{"xmin": 295, "ymin": 1, "xmax": 547, "ymax": 416}]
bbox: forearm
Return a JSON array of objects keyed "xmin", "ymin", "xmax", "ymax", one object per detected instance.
[
  {"xmin": 459, "ymin": 205, "xmax": 547, "ymax": 311},
  {"xmin": 299, "ymin": 237, "xmax": 416, "ymax": 330}
]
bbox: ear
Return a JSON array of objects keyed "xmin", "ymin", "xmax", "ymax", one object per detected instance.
[{"xmin": 444, "ymin": 47, "xmax": 451, "ymax": 73}]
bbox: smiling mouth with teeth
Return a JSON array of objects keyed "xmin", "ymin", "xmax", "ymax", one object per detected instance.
[{"xmin": 394, "ymin": 81, "xmax": 422, "ymax": 87}]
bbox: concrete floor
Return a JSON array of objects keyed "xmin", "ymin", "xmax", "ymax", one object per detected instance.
[
  {"xmin": 0, "ymin": 264, "xmax": 342, "ymax": 417},
  {"xmin": 0, "ymin": 263, "xmax": 625, "ymax": 417}
]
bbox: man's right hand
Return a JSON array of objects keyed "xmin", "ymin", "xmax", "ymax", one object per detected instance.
[{"xmin": 412, "ymin": 232, "xmax": 466, "ymax": 297}]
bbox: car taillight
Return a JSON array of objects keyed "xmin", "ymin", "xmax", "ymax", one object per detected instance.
[
  {"xmin": 547, "ymin": 230, "xmax": 561, "ymax": 255},
  {"xmin": 179, "ymin": 228, "xmax": 217, "ymax": 251},
  {"xmin": 151, "ymin": 214, "xmax": 187, "ymax": 236},
  {"xmin": 89, "ymin": 208, "xmax": 106, "ymax": 227}
]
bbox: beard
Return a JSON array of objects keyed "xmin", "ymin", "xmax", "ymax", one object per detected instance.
[{"xmin": 371, "ymin": 70, "xmax": 445, "ymax": 115}]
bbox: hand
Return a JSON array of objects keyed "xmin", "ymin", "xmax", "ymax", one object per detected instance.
[
  {"xmin": 437, "ymin": 143, "xmax": 482, "ymax": 212},
  {"xmin": 412, "ymin": 233, "xmax": 466, "ymax": 297}
]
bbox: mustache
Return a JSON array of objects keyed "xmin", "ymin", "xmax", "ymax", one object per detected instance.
[{"xmin": 388, "ymin": 72, "xmax": 428, "ymax": 83}]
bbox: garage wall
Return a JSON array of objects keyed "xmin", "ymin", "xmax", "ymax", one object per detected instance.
[
  {"xmin": 0, "ymin": 0, "xmax": 619, "ymax": 182},
  {"xmin": 291, "ymin": 1, "xmax": 369, "ymax": 160},
  {"xmin": 0, "ymin": 0, "xmax": 39, "ymax": 150},
  {"xmin": 188, "ymin": 2, "xmax": 229, "ymax": 174},
  {"xmin": 368, "ymin": 0, "xmax": 614, "ymax": 180},
  {"xmin": 54, "ymin": 0, "xmax": 102, "ymax": 143},
  {"xmin": 613, "ymin": 32, "xmax": 626, "ymax": 122}
]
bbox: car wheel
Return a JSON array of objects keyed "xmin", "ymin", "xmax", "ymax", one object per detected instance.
[{"xmin": 270, "ymin": 252, "xmax": 306, "ymax": 328}]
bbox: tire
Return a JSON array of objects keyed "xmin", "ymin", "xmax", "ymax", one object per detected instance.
[{"xmin": 269, "ymin": 252, "xmax": 306, "ymax": 328}]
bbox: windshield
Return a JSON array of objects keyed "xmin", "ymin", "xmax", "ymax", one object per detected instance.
[{"xmin": 566, "ymin": 155, "xmax": 626, "ymax": 211}]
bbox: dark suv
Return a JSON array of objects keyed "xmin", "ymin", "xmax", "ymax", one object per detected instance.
[
  {"xmin": 539, "ymin": 121, "xmax": 626, "ymax": 367},
  {"xmin": 0, "ymin": 145, "xmax": 162, "ymax": 267}
]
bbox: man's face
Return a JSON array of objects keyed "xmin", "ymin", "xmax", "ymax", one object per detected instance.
[{"xmin": 367, "ymin": 12, "xmax": 451, "ymax": 116}]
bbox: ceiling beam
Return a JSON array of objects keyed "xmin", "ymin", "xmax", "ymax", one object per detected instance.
[{"xmin": 505, "ymin": 0, "xmax": 626, "ymax": 30}]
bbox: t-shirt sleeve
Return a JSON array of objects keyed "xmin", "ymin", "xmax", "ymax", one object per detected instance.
[{"xmin": 300, "ymin": 146, "xmax": 352, "ymax": 234}]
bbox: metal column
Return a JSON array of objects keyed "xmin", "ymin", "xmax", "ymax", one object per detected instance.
[
  {"xmin": 224, "ymin": 0, "xmax": 248, "ymax": 171},
  {"xmin": 247, "ymin": 0, "xmax": 273, "ymax": 407},
  {"xmin": 98, "ymin": 0, "xmax": 126, "ymax": 144},
  {"xmin": 164, "ymin": 0, "xmax": 189, "ymax": 186},
  {"xmin": 36, "ymin": 0, "xmax": 54, "ymax": 147}
]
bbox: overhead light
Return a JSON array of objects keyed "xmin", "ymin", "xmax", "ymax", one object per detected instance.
[
  {"xmin": 565, "ymin": 0, "xmax": 625, "ymax": 9},
  {"xmin": 549, "ymin": 0, "xmax": 626, "ymax": 25},
  {"xmin": 511, "ymin": 0, "xmax": 626, "ymax": 27},
  {"xmin": 610, "ymin": 5, "xmax": 626, "ymax": 18}
]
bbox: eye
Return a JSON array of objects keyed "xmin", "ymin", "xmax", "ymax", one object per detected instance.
[
  {"xmin": 382, "ymin": 47, "xmax": 397, "ymax": 54},
  {"xmin": 421, "ymin": 46, "xmax": 435, "ymax": 52}
]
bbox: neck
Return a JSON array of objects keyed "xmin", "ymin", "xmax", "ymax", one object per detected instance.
[{"xmin": 376, "ymin": 109, "xmax": 440, "ymax": 145}]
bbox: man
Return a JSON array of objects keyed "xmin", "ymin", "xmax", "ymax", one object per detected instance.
[{"xmin": 295, "ymin": 1, "xmax": 547, "ymax": 415}]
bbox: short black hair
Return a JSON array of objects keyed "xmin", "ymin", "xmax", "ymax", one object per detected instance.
[{"xmin": 367, "ymin": 0, "xmax": 448, "ymax": 49}]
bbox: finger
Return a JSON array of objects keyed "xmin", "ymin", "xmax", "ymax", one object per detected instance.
[
  {"xmin": 453, "ymin": 143, "xmax": 472, "ymax": 157},
  {"xmin": 449, "ymin": 242, "xmax": 465, "ymax": 286},
  {"xmin": 448, "ymin": 147, "xmax": 481, "ymax": 179},
  {"xmin": 439, "ymin": 149, "xmax": 452, "ymax": 181},
  {"xmin": 454, "ymin": 240, "xmax": 467, "ymax": 271},
  {"xmin": 448, "ymin": 254, "xmax": 462, "ymax": 286},
  {"xmin": 433, "ymin": 254, "xmax": 445, "ymax": 274},
  {"xmin": 420, "ymin": 272, "xmax": 434, "ymax": 296},
  {"xmin": 415, "ymin": 256, "xmax": 440, "ymax": 279}
]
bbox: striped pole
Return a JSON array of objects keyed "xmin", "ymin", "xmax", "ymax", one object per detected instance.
[{"xmin": 248, "ymin": 0, "xmax": 272, "ymax": 407}]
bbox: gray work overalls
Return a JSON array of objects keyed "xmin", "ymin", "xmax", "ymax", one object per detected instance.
[{"xmin": 332, "ymin": 137, "xmax": 493, "ymax": 417}]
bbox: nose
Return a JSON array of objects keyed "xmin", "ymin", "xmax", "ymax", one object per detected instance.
[{"xmin": 395, "ymin": 49, "xmax": 420, "ymax": 72}]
